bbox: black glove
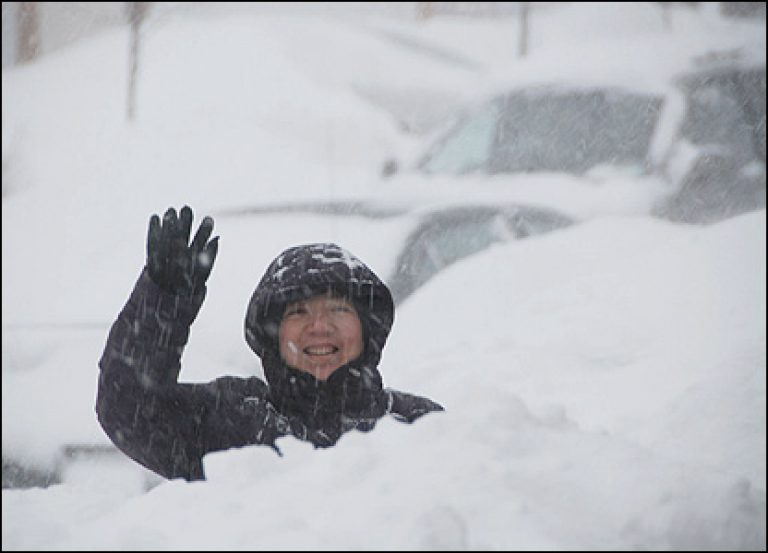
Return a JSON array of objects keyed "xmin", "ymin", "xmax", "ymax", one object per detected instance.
[{"xmin": 146, "ymin": 206, "xmax": 219, "ymax": 296}]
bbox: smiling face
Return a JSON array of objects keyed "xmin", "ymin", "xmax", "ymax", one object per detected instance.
[{"xmin": 278, "ymin": 294, "xmax": 364, "ymax": 381}]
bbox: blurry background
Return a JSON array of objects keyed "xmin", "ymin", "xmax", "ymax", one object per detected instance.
[{"xmin": 2, "ymin": 3, "xmax": 766, "ymax": 550}]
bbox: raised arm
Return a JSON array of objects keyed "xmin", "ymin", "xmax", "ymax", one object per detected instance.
[{"xmin": 95, "ymin": 206, "xmax": 222, "ymax": 479}]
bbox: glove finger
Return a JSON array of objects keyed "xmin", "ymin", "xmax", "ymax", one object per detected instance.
[
  {"xmin": 147, "ymin": 214, "xmax": 171, "ymax": 284},
  {"xmin": 207, "ymin": 236, "xmax": 219, "ymax": 264},
  {"xmin": 189, "ymin": 236, "xmax": 218, "ymax": 293},
  {"xmin": 163, "ymin": 207, "xmax": 178, "ymax": 225},
  {"xmin": 191, "ymin": 216, "xmax": 214, "ymax": 252},
  {"xmin": 198, "ymin": 236, "xmax": 219, "ymax": 280},
  {"xmin": 147, "ymin": 214, "xmax": 161, "ymax": 254},
  {"xmin": 162, "ymin": 207, "xmax": 179, "ymax": 242},
  {"xmin": 179, "ymin": 206, "xmax": 193, "ymax": 245},
  {"xmin": 147, "ymin": 214, "xmax": 161, "ymax": 270}
]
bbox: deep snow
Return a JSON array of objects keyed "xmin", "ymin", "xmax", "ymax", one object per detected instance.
[{"xmin": 2, "ymin": 3, "xmax": 765, "ymax": 550}]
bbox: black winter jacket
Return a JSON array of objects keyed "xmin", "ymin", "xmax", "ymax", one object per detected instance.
[{"xmin": 97, "ymin": 244, "xmax": 443, "ymax": 481}]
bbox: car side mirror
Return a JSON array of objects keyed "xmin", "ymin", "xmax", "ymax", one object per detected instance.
[{"xmin": 381, "ymin": 158, "xmax": 399, "ymax": 178}]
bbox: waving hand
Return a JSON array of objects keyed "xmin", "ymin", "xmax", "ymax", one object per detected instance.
[{"xmin": 146, "ymin": 206, "xmax": 219, "ymax": 296}]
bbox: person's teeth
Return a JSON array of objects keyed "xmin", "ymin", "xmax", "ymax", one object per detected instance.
[{"xmin": 304, "ymin": 346, "xmax": 337, "ymax": 355}]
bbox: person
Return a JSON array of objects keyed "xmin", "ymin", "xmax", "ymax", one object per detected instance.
[{"xmin": 96, "ymin": 206, "xmax": 443, "ymax": 481}]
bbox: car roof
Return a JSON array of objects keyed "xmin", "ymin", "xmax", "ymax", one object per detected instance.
[{"xmin": 470, "ymin": 34, "xmax": 766, "ymax": 107}]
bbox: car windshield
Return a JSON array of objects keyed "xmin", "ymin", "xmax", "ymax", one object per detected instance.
[
  {"xmin": 388, "ymin": 209, "xmax": 508, "ymax": 304},
  {"xmin": 419, "ymin": 87, "xmax": 663, "ymax": 175},
  {"xmin": 417, "ymin": 100, "xmax": 501, "ymax": 174}
]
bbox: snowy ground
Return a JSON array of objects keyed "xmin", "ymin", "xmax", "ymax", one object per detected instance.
[{"xmin": 2, "ymin": 3, "xmax": 766, "ymax": 550}]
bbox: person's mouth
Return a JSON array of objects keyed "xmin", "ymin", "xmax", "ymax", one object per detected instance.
[{"xmin": 303, "ymin": 345, "xmax": 339, "ymax": 356}]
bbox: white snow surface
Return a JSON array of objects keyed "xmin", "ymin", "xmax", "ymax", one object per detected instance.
[{"xmin": 2, "ymin": 3, "xmax": 766, "ymax": 550}]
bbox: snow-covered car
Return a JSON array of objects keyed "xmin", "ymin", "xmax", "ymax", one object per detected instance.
[
  {"xmin": 384, "ymin": 203, "xmax": 573, "ymax": 304},
  {"xmin": 217, "ymin": 200, "xmax": 574, "ymax": 305},
  {"xmin": 652, "ymin": 53, "xmax": 766, "ymax": 222},
  {"xmin": 381, "ymin": 49, "xmax": 766, "ymax": 225}
]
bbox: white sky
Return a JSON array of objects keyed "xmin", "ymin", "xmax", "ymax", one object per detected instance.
[{"xmin": 2, "ymin": 3, "xmax": 766, "ymax": 550}]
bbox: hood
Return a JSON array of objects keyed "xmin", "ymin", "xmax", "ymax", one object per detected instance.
[{"xmin": 245, "ymin": 243, "xmax": 394, "ymax": 391}]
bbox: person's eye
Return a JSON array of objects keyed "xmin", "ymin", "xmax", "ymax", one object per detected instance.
[{"xmin": 284, "ymin": 305, "xmax": 308, "ymax": 317}]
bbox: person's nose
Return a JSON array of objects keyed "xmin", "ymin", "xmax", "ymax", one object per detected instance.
[{"xmin": 306, "ymin": 309, "xmax": 334, "ymax": 334}]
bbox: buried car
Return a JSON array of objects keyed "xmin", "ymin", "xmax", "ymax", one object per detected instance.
[
  {"xmin": 216, "ymin": 200, "xmax": 575, "ymax": 305},
  {"xmin": 382, "ymin": 50, "xmax": 766, "ymax": 225},
  {"xmin": 652, "ymin": 53, "xmax": 766, "ymax": 223}
]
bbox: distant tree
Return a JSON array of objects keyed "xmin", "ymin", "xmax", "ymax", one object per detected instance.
[
  {"xmin": 17, "ymin": 2, "xmax": 39, "ymax": 64},
  {"xmin": 126, "ymin": 2, "xmax": 150, "ymax": 122}
]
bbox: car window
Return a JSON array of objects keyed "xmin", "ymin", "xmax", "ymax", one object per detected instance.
[
  {"xmin": 417, "ymin": 100, "xmax": 501, "ymax": 174},
  {"xmin": 509, "ymin": 207, "xmax": 575, "ymax": 238},
  {"xmin": 490, "ymin": 88, "xmax": 662, "ymax": 174},
  {"xmin": 389, "ymin": 210, "xmax": 506, "ymax": 303},
  {"xmin": 653, "ymin": 65, "xmax": 766, "ymax": 225},
  {"xmin": 387, "ymin": 206, "xmax": 575, "ymax": 304},
  {"xmin": 409, "ymin": 216, "xmax": 502, "ymax": 274},
  {"xmin": 679, "ymin": 69, "xmax": 762, "ymax": 164},
  {"xmin": 737, "ymin": 69, "xmax": 766, "ymax": 161}
]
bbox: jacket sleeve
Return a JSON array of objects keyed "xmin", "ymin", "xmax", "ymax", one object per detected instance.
[
  {"xmin": 385, "ymin": 389, "xmax": 445, "ymax": 424},
  {"xmin": 96, "ymin": 269, "xmax": 283, "ymax": 481}
]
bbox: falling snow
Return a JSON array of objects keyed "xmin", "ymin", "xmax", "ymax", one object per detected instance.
[{"xmin": 2, "ymin": 3, "xmax": 765, "ymax": 551}]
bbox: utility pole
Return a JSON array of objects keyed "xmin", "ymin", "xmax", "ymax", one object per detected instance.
[
  {"xmin": 518, "ymin": 2, "xmax": 530, "ymax": 58},
  {"xmin": 18, "ymin": 2, "xmax": 40, "ymax": 64},
  {"xmin": 417, "ymin": 2, "xmax": 433, "ymax": 21},
  {"xmin": 127, "ymin": 2, "xmax": 149, "ymax": 122}
]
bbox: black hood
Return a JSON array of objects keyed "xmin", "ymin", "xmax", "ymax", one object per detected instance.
[{"xmin": 244, "ymin": 243, "xmax": 394, "ymax": 425}]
